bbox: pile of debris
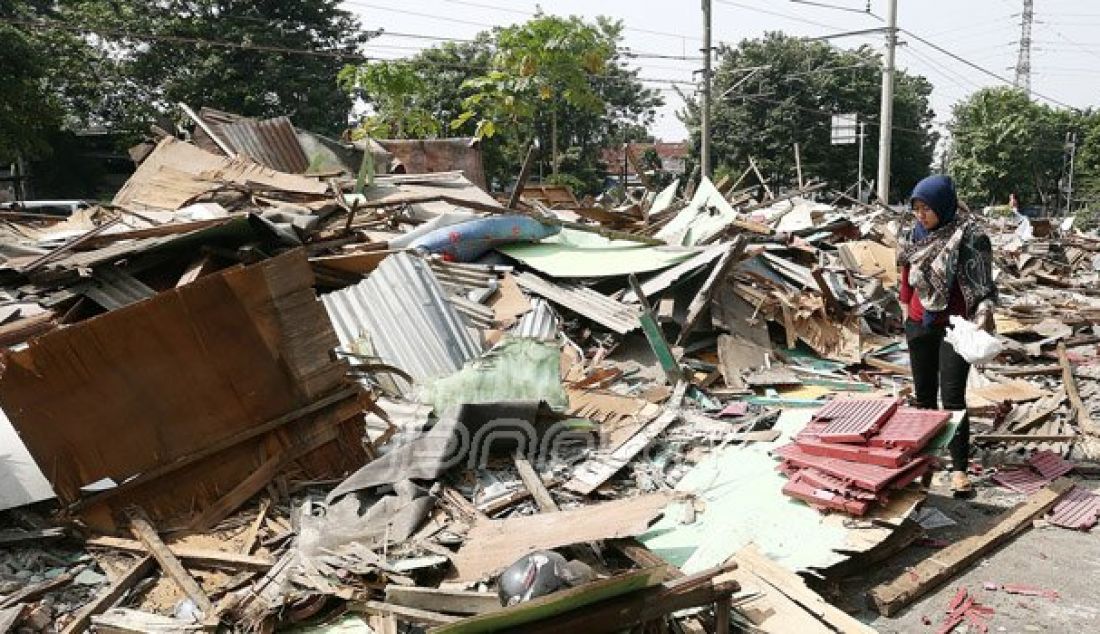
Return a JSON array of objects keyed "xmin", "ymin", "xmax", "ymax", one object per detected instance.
[
  {"xmin": 777, "ymin": 398, "xmax": 949, "ymax": 516},
  {"xmin": 0, "ymin": 106, "xmax": 1099, "ymax": 632}
]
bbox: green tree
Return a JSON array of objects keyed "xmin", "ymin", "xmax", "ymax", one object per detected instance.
[
  {"xmin": 66, "ymin": 0, "xmax": 370, "ymax": 138},
  {"xmin": 342, "ymin": 16, "xmax": 662, "ymax": 194},
  {"xmin": 680, "ymin": 32, "xmax": 937, "ymax": 202},
  {"xmin": 946, "ymin": 87, "xmax": 1074, "ymax": 208},
  {"xmin": 338, "ymin": 62, "xmax": 441, "ymax": 139}
]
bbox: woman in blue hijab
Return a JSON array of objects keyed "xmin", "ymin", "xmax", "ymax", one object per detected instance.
[{"xmin": 897, "ymin": 175, "xmax": 997, "ymax": 495}]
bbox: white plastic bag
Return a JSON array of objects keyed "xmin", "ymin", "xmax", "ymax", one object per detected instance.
[{"xmin": 944, "ymin": 315, "xmax": 1003, "ymax": 365}]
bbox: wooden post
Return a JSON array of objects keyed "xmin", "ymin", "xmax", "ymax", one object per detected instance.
[
  {"xmin": 508, "ymin": 144, "xmax": 537, "ymax": 209},
  {"xmin": 127, "ymin": 508, "xmax": 216, "ymax": 619}
]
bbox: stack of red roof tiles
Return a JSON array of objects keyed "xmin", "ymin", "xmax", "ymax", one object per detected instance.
[{"xmin": 776, "ymin": 398, "xmax": 950, "ymax": 516}]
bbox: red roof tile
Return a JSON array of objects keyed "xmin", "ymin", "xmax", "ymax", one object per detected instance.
[
  {"xmin": 777, "ymin": 443, "xmax": 929, "ymax": 492},
  {"xmin": 1048, "ymin": 485, "xmax": 1100, "ymax": 530},
  {"xmin": 783, "ymin": 475, "xmax": 872, "ymax": 516},
  {"xmin": 1028, "ymin": 450, "xmax": 1074, "ymax": 480},
  {"xmin": 869, "ymin": 407, "xmax": 950, "ymax": 449},
  {"xmin": 813, "ymin": 398, "xmax": 899, "ymax": 443}
]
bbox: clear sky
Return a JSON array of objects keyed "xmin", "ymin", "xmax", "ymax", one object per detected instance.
[{"xmin": 343, "ymin": 0, "xmax": 1099, "ymax": 144}]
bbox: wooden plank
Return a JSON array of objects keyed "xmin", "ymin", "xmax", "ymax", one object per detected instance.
[
  {"xmin": 869, "ymin": 478, "xmax": 1074, "ymax": 615},
  {"xmin": 1058, "ymin": 342, "xmax": 1098, "ymax": 436},
  {"xmin": 0, "ymin": 528, "xmax": 65, "ymax": 546},
  {"xmin": 450, "ymin": 493, "xmax": 676, "ymax": 581},
  {"xmin": 507, "ymin": 144, "xmax": 537, "ymax": 209},
  {"xmin": 352, "ymin": 601, "xmax": 461, "ymax": 626},
  {"xmin": 190, "ymin": 422, "xmax": 345, "ymax": 530},
  {"xmin": 127, "ymin": 508, "xmax": 216, "ymax": 619},
  {"xmin": 70, "ymin": 387, "xmax": 359, "ymax": 513},
  {"xmin": 91, "ymin": 607, "xmax": 203, "ymax": 632},
  {"xmin": 61, "ymin": 556, "xmax": 155, "ymax": 634},
  {"xmin": 677, "ymin": 237, "xmax": 747, "ymax": 345},
  {"xmin": 240, "ymin": 498, "xmax": 271, "ymax": 555},
  {"xmin": 385, "ymin": 586, "xmax": 502, "ymax": 616},
  {"xmin": 85, "ymin": 536, "xmax": 274, "ymax": 571},
  {"xmin": 974, "ymin": 434, "xmax": 1078, "ymax": 444},
  {"xmin": 563, "ymin": 382, "xmax": 687, "ymax": 496},
  {"xmin": 513, "ymin": 453, "xmax": 558, "ymax": 513},
  {"xmin": 628, "ymin": 274, "xmax": 682, "ymax": 384},
  {"xmin": 0, "ymin": 605, "xmax": 23, "ymax": 633},
  {"xmin": 734, "ymin": 544, "xmax": 875, "ymax": 634},
  {"xmin": 0, "ymin": 571, "xmax": 73, "ymax": 609}
]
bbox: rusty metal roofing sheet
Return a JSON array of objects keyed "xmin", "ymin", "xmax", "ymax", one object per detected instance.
[
  {"xmin": 869, "ymin": 407, "xmax": 950, "ymax": 449},
  {"xmin": 217, "ymin": 116, "xmax": 310, "ymax": 174},
  {"xmin": 79, "ymin": 266, "xmax": 157, "ymax": 310},
  {"xmin": 777, "ymin": 443, "xmax": 929, "ymax": 492},
  {"xmin": 1048, "ymin": 486, "xmax": 1100, "ymax": 530},
  {"xmin": 1028, "ymin": 450, "xmax": 1074, "ymax": 480},
  {"xmin": 515, "ymin": 272, "xmax": 640, "ymax": 335},
  {"xmin": 814, "ymin": 398, "xmax": 899, "ymax": 444},
  {"xmin": 321, "ymin": 252, "xmax": 482, "ymax": 395}
]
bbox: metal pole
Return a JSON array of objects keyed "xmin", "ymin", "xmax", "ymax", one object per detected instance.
[
  {"xmin": 858, "ymin": 121, "xmax": 866, "ymax": 203},
  {"xmin": 1066, "ymin": 131, "xmax": 1077, "ymax": 215},
  {"xmin": 701, "ymin": 0, "xmax": 713, "ymax": 179},
  {"xmin": 876, "ymin": 0, "xmax": 897, "ymax": 204}
]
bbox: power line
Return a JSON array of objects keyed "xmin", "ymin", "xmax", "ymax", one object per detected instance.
[
  {"xmin": 900, "ymin": 28, "xmax": 1077, "ymax": 110},
  {"xmin": 342, "ymin": 1, "xmax": 497, "ymax": 28},
  {"xmin": 714, "ymin": 0, "xmax": 848, "ymax": 31}
]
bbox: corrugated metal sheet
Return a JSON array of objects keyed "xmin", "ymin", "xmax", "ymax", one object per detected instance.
[
  {"xmin": 814, "ymin": 398, "xmax": 899, "ymax": 443},
  {"xmin": 514, "ymin": 272, "xmax": 639, "ymax": 334},
  {"xmin": 622, "ymin": 243, "xmax": 725, "ymax": 303},
  {"xmin": 217, "ymin": 116, "xmax": 310, "ymax": 174},
  {"xmin": 512, "ymin": 298, "xmax": 559, "ymax": 340},
  {"xmin": 78, "ymin": 266, "xmax": 157, "ymax": 310},
  {"xmin": 991, "ymin": 467, "xmax": 1048, "ymax": 494},
  {"xmin": 1049, "ymin": 486, "xmax": 1100, "ymax": 530},
  {"xmin": 869, "ymin": 407, "xmax": 950, "ymax": 449},
  {"xmin": 1028, "ymin": 450, "xmax": 1074, "ymax": 480},
  {"xmin": 321, "ymin": 252, "xmax": 482, "ymax": 395}
]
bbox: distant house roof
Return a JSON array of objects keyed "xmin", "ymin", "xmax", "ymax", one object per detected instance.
[{"xmin": 601, "ymin": 142, "xmax": 690, "ymax": 178}]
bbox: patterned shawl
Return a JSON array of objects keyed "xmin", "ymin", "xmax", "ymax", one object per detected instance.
[{"xmin": 897, "ymin": 214, "xmax": 995, "ymax": 319}]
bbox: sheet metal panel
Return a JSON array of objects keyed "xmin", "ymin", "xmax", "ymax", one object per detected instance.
[
  {"xmin": 515, "ymin": 272, "xmax": 640, "ymax": 335},
  {"xmin": 512, "ymin": 298, "xmax": 559, "ymax": 341},
  {"xmin": 1048, "ymin": 486, "xmax": 1100, "ymax": 530},
  {"xmin": 216, "ymin": 116, "xmax": 310, "ymax": 173},
  {"xmin": 321, "ymin": 253, "xmax": 482, "ymax": 395},
  {"xmin": 1028, "ymin": 450, "xmax": 1074, "ymax": 480}
]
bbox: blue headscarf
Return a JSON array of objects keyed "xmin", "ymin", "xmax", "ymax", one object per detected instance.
[{"xmin": 910, "ymin": 175, "xmax": 958, "ymax": 240}]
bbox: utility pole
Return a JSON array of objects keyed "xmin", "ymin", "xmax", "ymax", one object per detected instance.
[
  {"xmin": 1065, "ymin": 131, "xmax": 1077, "ymax": 215},
  {"xmin": 876, "ymin": 0, "xmax": 897, "ymax": 205},
  {"xmin": 701, "ymin": 0, "xmax": 713, "ymax": 179},
  {"xmin": 1014, "ymin": 0, "xmax": 1034, "ymax": 96},
  {"xmin": 857, "ymin": 121, "xmax": 867, "ymax": 203}
]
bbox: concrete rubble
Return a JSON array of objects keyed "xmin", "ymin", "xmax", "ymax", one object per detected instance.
[{"xmin": 0, "ymin": 108, "xmax": 1098, "ymax": 633}]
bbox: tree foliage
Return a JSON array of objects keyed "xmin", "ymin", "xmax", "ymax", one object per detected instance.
[
  {"xmin": 946, "ymin": 87, "xmax": 1075, "ymax": 208},
  {"xmin": 681, "ymin": 33, "xmax": 937, "ymax": 202},
  {"xmin": 342, "ymin": 16, "xmax": 662, "ymax": 194}
]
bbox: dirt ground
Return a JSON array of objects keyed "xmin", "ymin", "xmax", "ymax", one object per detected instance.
[{"xmin": 839, "ymin": 476, "xmax": 1100, "ymax": 633}]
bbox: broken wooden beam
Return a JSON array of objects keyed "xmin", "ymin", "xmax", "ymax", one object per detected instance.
[
  {"xmin": 239, "ymin": 498, "xmax": 271, "ymax": 555},
  {"xmin": 513, "ymin": 453, "xmax": 559, "ymax": 513},
  {"xmin": 85, "ymin": 536, "xmax": 274, "ymax": 571},
  {"xmin": 352, "ymin": 600, "xmax": 462, "ymax": 626},
  {"xmin": 60, "ymin": 556, "xmax": 155, "ymax": 634},
  {"xmin": 973, "ymin": 434, "xmax": 1078, "ymax": 445},
  {"xmin": 0, "ymin": 571, "xmax": 74, "ymax": 609},
  {"xmin": 127, "ymin": 508, "xmax": 216, "ymax": 619},
  {"xmin": 507, "ymin": 144, "xmax": 537, "ymax": 209},
  {"xmin": 677, "ymin": 237, "xmax": 747, "ymax": 345},
  {"xmin": 384, "ymin": 586, "xmax": 501, "ymax": 616},
  {"xmin": 869, "ymin": 478, "xmax": 1074, "ymax": 615},
  {"xmin": 734, "ymin": 544, "xmax": 875, "ymax": 634},
  {"xmin": 1058, "ymin": 342, "xmax": 1098, "ymax": 436}
]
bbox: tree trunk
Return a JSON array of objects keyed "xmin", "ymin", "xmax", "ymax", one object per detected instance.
[{"xmin": 551, "ymin": 108, "xmax": 559, "ymax": 176}]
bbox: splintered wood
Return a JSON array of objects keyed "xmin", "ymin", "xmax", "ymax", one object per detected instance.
[{"xmin": 449, "ymin": 493, "xmax": 677, "ymax": 581}]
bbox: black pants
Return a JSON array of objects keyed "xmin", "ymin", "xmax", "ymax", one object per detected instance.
[{"xmin": 906, "ymin": 320, "xmax": 970, "ymax": 472}]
